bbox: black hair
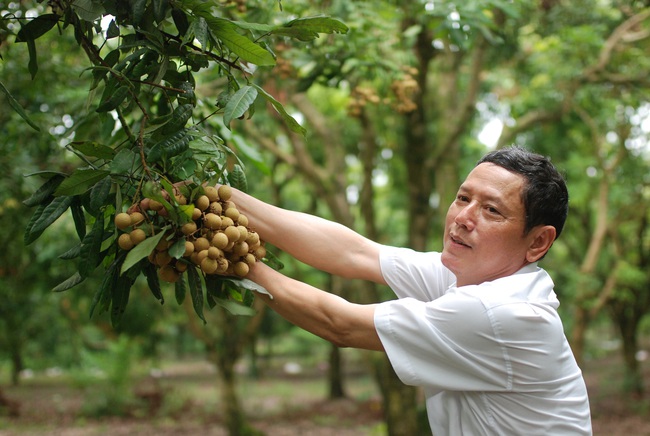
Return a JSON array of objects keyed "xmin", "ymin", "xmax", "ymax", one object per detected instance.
[{"xmin": 477, "ymin": 146, "xmax": 568, "ymax": 240}]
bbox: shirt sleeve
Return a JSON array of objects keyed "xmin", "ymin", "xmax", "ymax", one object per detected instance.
[
  {"xmin": 379, "ymin": 245, "xmax": 455, "ymax": 301},
  {"xmin": 374, "ymin": 292, "xmax": 512, "ymax": 392}
]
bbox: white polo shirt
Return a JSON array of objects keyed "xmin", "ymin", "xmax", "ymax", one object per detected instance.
[{"xmin": 374, "ymin": 245, "xmax": 592, "ymax": 435}]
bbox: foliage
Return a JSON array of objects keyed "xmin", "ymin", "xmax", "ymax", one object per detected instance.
[{"xmin": 3, "ymin": 0, "xmax": 348, "ymax": 326}]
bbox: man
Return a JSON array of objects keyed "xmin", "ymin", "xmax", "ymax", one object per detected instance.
[{"xmin": 230, "ymin": 146, "xmax": 592, "ymax": 435}]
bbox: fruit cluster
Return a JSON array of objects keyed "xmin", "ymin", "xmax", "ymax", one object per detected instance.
[{"xmin": 114, "ymin": 185, "xmax": 265, "ymax": 283}]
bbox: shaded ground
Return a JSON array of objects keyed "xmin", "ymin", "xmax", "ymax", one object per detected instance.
[{"xmin": 0, "ymin": 353, "xmax": 648, "ymax": 436}]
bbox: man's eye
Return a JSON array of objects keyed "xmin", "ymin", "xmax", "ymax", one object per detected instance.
[
  {"xmin": 486, "ymin": 206, "xmax": 500, "ymax": 215},
  {"xmin": 457, "ymin": 195, "xmax": 469, "ymax": 202}
]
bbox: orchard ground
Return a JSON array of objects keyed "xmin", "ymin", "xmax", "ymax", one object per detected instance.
[{"xmin": 0, "ymin": 350, "xmax": 648, "ymax": 436}]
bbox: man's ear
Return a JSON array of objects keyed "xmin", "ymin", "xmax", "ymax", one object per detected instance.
[{"xmin": 526, "ymin": 225, "xmax": 556, "ymax": 263}]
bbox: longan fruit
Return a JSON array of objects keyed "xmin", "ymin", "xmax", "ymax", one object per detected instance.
[
  {"xmin": 175, "ymin": 260, "xmax": 189, "ymax": 273},
  {"xmin": 175, "ymin": 194, "xmax": 187, "ymax": 205},
  {"xmin": 183, "ymin": 240, "xmax": 195, "ymax": 257},
  {"xmin": 118, "ymin": 233, "xmax": 134, "ymax": 250},
  {"xmin": 233, "ymin": 241, "xmax": 249, "ymax": 257},
  {"xmin": 207, "ymin": 246, "xmax": 223, "ymax": 260},
  {"xmin": 149, "ymin": 199, "xmax": 163, "ymax": 211},
  {"xmin": 214, "ymin": 258, "xmax": 227, "ymax": 273},
  {"xmin": 160, "ymin": 265, "xmax": 180, "ymax": 283},
  {"xmin": 233, "ymin": 261, "xmax": 249, "ymax": 277},
  {"xmin": 193, "ymin": 237, "xmax": 210, "ymax": 252},
  {"xmin": 195, "ymin": 195, "xmax": 210, "ymax": 211},
  {"xmin": 245, "ymin": 231, "xmax": 260, "ymax": 246},
  {"xmin": 204, "ymin": 186, "xmax": 219, "ymax": 202},
  {"xmin": 139, "ymin": 197, "xmax": 151, "ymax": 211},
  {"xmin": 218, "ymin": 185, "xmax": 232, "ymax": 201},
  {"xmin": 211, "ymin": 232, "xmax": 229, "ymax": 249},
  {"xmin": 253, "ymin": 245, "xmax": 266, "ymax": 260},
  {"xmin": 224, "ymin": 207, "xmax": 240, "ymax": 221},
  {"xmin": 224, "ymin": 225, "xmax": 241, "ymax": 243},
  {"xmin": 237, "ymin": 226, "xmax": 248, "ymax": 241},
  {"xmin": 192, "ymin": 207, "xmax": 202, "ymax": 221},
  {"xmin": 182, "ymin": 222, "xmax": 198, "ymax": 236},
  {"xmin": 237, "ymin": 214, "xmax": 249, "ymax": 227},
  {"xmin": 220, "ymin": 216, "xmax": 234, "ymax": 229},
  {"xmin": 244, "ymin": 253, "xmax": 256, "ymax": 265},
  {"xmin": 130, "ymin": 228, "xmax": 147, "ymax": 245},
  {"xmin": 209, "ymin": 201, "xmax": 222, "ymax": 215},
  {"xmin": 196, "ymin": 249, "xmax": 209, "ymax": 264},
  {"xmin": 130, "ymin": 211, "xmax": 145, "ymax": 226},
  {"xmin": 114, "ymin": 213, "xmax": 131, "ymax": 230},
  {"xmin": 204, "ymin": 213, "xmax": 222, "ymax": 230},
  {"xmin": 155, "ymin": 250, "xmax": 172, "ymax": 267},
  {"xmin": 200, "ymin": 257, "xmax": 218, "ymax": 274}
]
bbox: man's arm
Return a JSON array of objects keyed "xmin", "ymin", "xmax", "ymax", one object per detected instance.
[
  {"xmin": 231, "ymin": 188, "xmax": 387, "ymax": 284},
  {"xmin": 247, "ymin": 261, "xmax": 384, "ymax": 351}
]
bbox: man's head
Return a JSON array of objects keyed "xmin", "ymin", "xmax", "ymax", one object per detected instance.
[
  {"xmin": 441, "ymin": 146, "xmax": 568, "ymax": 286},
  {"xmin": 477, "ymin": 146, "xmax": 569, "ymax": 239}
]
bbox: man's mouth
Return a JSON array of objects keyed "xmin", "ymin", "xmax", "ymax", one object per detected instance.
[{"xmin": 450, "ymin": 234, "xmax": 471, "ymax": 248}]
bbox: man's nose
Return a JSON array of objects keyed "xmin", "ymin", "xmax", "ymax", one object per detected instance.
[{"xmin": 454, "ymin": 202, "xmax": 477, "ymax": 230}]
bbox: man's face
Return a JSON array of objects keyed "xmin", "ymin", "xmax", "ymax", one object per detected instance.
[{"xmin": 442, "ymin": 162, "xmax": 537, "ymax": 287}]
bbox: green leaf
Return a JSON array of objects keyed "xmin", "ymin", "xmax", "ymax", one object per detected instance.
[
  {"xmin": 111, "ymin": 274, "xmax": 134, "ymax": 327},
  {"xmin": 24, "ymin": 196, "xmax": 74, "ymax": 245},
  {"xmin": 79, "ymin": 212, "xmax": 105, "ymax": 278},
  {"xmin": 168, "ymin": 238, "xmax": 187, "ymax": 259},
  {"xmin": 71, "ymin": 196, "xmax": 87, "ymax": 239},
  {"xmin": 27, "ymin": 38, "xmax": 38, "ymax": 79},
  {"xmin": 175, "ymin": 275, "xmax": 187, "ymax": 305},
  {"xmin": 23, "ymin": 174, "xmax": 65, "ymax": 207},
  {"xmin": 272, "ymin": 16, "xmax": 349, "ymax": 41},
  {"xmin": 187, "ymin": 266, "xmax": 206, "ymax": 323},
  {"xmin": 121, "ymin": 229, "xmax": 166, "ymax": 274},
  {"xmin": 69, "ymin": 141, "xmax": 116, "ymax": 160},
  {"xmin": 227, "ymin": 164, "xmax": 247, "ymax": 192},
  {"xmin": 147, "ymin": 129, "xmax": 190, "ymax": 162},
  {"xmin": 253, "ymin": 84, "xmax": 306, "ymax": 136},
  {"xmin": 0, "ymin": 80, "xmax": 40, "ymax": 131},
  {"xmin": 89, "ymin": 176, "xmax": 112, "ymax": 214},
  {"xmin": 153, "ymin": 0, "xmax": 169, "ymax": 23},
  {"xmin": 59, "ymin": 243, "xmax": 82, "ymax": 260},
  {"xmin": 216, "ymin": 299, "xmax": 256, "ymax": 316},
  {"xmin": 90, "ymin": 254, "xmax": 123, "ymax": 318},
  {"xmin": 52, "ymin": 272, "xmax": 85, "ymax": 293},
  {"xmin": 16, "ymin": 14, "xmax": 60, "ymax": 42},
  {"xmin": 162, "ymin": 103, "xmax": 194, "ymax": 134},
  {"xmin": 110, "ymin": 148, "xmax": 140, "ymax": 175},
  {"xmin": 223, "ymin": 85, "xmax": 257, "ymax": 128},
  {"xmin": 96, "ymin": 85, "xmax": 130, "ymax": 112},
  {"xmin": 72, "ymin": 0, "xmax": 106, "ymax": 22},
  {"xmin": 55, "ymin": 169, "xmax": 110, "ymax": 196},
  {"xmin": 130, "ymin": 0, "xmax": 147, "ymax": 25},
  {"xmin": 143, "ymin": 262, "xmax": 164, "ymax": 304},
  {"xmin": 204, "ymin": 17, "xmax": 275, "ymax": 66}
]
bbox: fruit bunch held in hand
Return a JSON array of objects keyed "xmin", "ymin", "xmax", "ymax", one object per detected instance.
[{"xmin": 114, "ymin": 182, "xmax": 265, "ymax": 283}]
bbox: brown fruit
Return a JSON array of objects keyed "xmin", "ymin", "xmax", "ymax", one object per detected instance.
[
  {"xmin": 224, "ymin": 225, "xmax": 241, "ymax": 243},
  {"xmin": 200, "ymin": 257, "xmax": 219, "ymax": 274},
  {"xmin": 130, "ymin": 211, "xmax": 145, "ymax": 226},
  {"xmin": 149, "ymin": 199, "xmax": 163, "ymax": 211},
  {"xmin": 195, "ymin": 195, "xmax": 210, "ymax": 211},
  {"xmin": 245, "ymin": 231, "xmax": 260, "ymax": 246},
  {"xmin": 237, "ymin": 214, "xmax": 249, "ymax": 227},
  {"xmin": 193, "ymin": 237, "xmax": 210, "ymax": 252},
  {"xmin": 233, "ymin": 261, "xmax": 249, "ymax": 277},
  {"xmin": 209, "ymin": 201, "xmax": 223, "ymax": 215},
  {"xmin": 204, "ymin": 186, "xmax": 219, "ymax": 202},
  {"xmin": 160, "ymin": 265, "xmax": 180, "ymax": 283},
  {"xmin": 130, "ymin": 228, "xmax": 147, "ymax": 245},
  {"xmin": 237, "ymin": 226, "xmax": 248, "ymax": 241},
  {"xmin": 224, "ymin": 206, "xmax": 240, "ymax": 221},
  {"xmin": 182, "ymin": 222, "xmax": 198, "ymax": 236},
  {"xmin": 244, "ymin": 253, "xmax": 256, "ymax": 265},
  {"xmin": 208, "ymin": 246, "xmax": 223, "ymax": 260},
  {"xmin": 233, "ymin": 241, "xmax": 249, "ymax": 257},
  {"xmin": 175, "ymin": 194, "xmax": 187, "ymax": 205},
  {"xmin": 183, "ymin": 240, "xmax": 194, "ymax": 257},
  {"xmin": 211, "ymin": 232, "xmax": 229, "ymax": 249},
  {"xmin": 196, "ymin": 249, "xmax": 209, "ymax": 264},
  {"xmin": 175, "ymin": 261, "xmax": 189, "ymax": 272},
  {"xmin": 139, "ymin": 197, "xmax": 151, "ymax": 211},
  {"xmin": 155, "ymin": 250, "xmax": 172, "ymax": 267},
  {"xmin": 204, "ymin": 213, "xmax": 222, "ymax": 230},
  {"xmin": 192, "ymin": 208, "xmax": 202, "ymax": 221},
  {"xmin": 218, "ymin": 185, "xmax": 232, "ymax": 201},
  {"xmin": 220, "ymin": 216, "xmax": 234, "ymax": 229},
  {"xmin": 118, "ymin": 233, "xmax": 134, "ymax": 250},
  {"xmin": 216, "ymin": 258, "xmax": 229, "ymax": 273},
  {"xmin": 114, "ymin": 213, "xmax": 132, "ymax": 230},
  {"xmin": 253, "ymin": 245, "xmax": 266, "ymax": 260}
]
